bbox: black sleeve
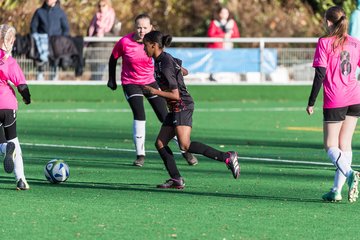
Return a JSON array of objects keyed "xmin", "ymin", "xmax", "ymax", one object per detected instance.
[
  {"xmin": 162, "ymin": 60, "xmax": 178, "ymax": 90},
  {"xmin": 107, "ymin": 54, "xmax": 117, "ymax": 90},
  {"xmin": 308, "ymin": 67, "xmax": 326, "ymax": 106},
  {"xmin": 173, "ymin": 58, "xmax": 182, "ymax": 66},
  {"xmin": 17, "ymin": 84, "xmax": 31, "ymax": 105}
]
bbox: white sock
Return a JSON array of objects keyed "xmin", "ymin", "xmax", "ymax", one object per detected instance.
[
  {"xmin": 327, "ymin": 147, "xmax": 353, "ymax": 178},
  {"xmin": 332, "ymin": 151, "xmax": 353, "ymax": 192},
  {"xmin": 9, "ymin": 137, "xmax": 25, "ymax": 181},
  {"xmin": 133, "ymin": 120, "xmax": 145, "ymax": 156},
  {"xmin": 173, "ymin": 136, "xmax": 179, "ymax": 146},
  {"xmin": 0, "ymin": 143, "xmax": 6, "ymax": 154}
]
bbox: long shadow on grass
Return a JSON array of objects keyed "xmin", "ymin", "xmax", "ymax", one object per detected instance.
[
  {"xmin": 20, "ymin": 124, "xmax": 329, "ymax": 151},
  {"xmin": 1, "ymin": 176, "xmax": 324, "ymax": 204}
]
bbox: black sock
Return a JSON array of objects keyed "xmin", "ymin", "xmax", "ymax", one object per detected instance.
[
  {"xmin": 188, "ymin": 141, "xmax": 227, "ymax": 162},
  {"xmin": 158, "ymin": 146, "xmax": 181, "ymax": 179}
]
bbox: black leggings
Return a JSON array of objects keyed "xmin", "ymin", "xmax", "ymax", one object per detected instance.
[{"xmin": 128, "ymin": 95, "xmax": 168, "ymax": 122}]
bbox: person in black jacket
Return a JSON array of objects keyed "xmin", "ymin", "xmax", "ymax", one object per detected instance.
[
  {"xmin": 30, "ymin": 0, "xmax": 69, "ymax": 37},
  {"xmin": 30, "ymin": 0, "xmax": 70, "ymax": 80},
  {"xmin": 143, "ymin": 31, "xmax": 240, "ymax": 189}
]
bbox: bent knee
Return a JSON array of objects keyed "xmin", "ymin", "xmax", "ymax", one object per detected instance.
[
  {"xmin": 179, "ymin": 143, "xmax": 190, "ymax": 152},
  {"xmin": 155, "ymin": 139, "xmax": 164, "ymax": 150}
]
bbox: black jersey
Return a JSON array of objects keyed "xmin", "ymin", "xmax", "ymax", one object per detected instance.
[{"xmin": 154, "ymin": 52, "xmax": 194, "ymax": 112}]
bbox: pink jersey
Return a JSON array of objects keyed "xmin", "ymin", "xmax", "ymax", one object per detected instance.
[
  {"xmin": 313, "ymin": 35, "xmax": 360, "ymax": 108},
  {"xmin": 112, "ymin": 33, "xmax": 155, "ymax": 85},
  {"xmin": 0, "ymin": 49, "xmax": 27, "ymax": 110}
]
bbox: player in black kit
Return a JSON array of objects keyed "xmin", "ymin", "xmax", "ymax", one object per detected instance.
[{"xmin": 143, "ymin": 31, "xmax": 240, "ymax": 189}]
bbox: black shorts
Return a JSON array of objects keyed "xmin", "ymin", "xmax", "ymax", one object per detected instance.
[
  {"xmin": 122, "ymin": 82, "xmax": 160, "ymax": 100},
  {"xmin": 323, "ymin": 104, "xmax": 360, "ymax": 122},
  {"xmin": 0, "ymin": 109, "xmax": 17, "ymax": 140},
  {"xmin": 163, "ymin": 109, "xmax": 193, "ymax": 127}
]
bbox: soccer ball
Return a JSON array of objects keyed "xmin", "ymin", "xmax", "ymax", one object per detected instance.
[{"xmin": 44, "ymin": 159, "xmax": 70, "ymax": 183}]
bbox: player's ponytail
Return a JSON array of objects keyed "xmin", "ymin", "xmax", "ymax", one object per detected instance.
[
  {"xmin": 143, "ymin": 30, "xmax": 172, "ymax": 49},
  {"xmin": 324, "ymin": 6, "xmax": 348, "ymax": 51},
  {"xmin": 162, "ymin": 35, "xmax": 172, "ymax": 48},
  {"xmin": 0, "ymin": 24, "xmax": 16, "ymax": 57}
]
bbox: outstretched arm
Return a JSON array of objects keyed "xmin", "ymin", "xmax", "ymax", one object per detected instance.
[{"xmin": 143, "ymin": 86, "xmax": 180, "ymax": 101}]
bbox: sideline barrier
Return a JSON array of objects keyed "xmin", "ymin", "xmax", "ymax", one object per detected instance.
[
  {"xmin": 167, "ymin": 48, "xmax": 277, "ymax": 74},
  {"xmin": 15, "ymin": 37, "xmax": 318, "ymax": 83}
]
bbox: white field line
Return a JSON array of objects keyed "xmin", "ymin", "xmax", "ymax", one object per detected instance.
[
  {"xmin": 22, "ymin": 107, "xmax": 305, "ymax": 113},
  {"xmin": 21, "ymin": 142, "xmax": 354, "ymax": 167}
]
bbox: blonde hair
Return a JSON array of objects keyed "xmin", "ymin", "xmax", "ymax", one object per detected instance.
[
  {"xmin": 324, "ymin": 6, "xmax": 348, "ymax": 51},
  {"xmin": 99, "ymin": 0, "xmax": 112, "ymax": 8},
  {"xmin": 0, "ymin": 24, "xmax": 16, "ymax": 56}
]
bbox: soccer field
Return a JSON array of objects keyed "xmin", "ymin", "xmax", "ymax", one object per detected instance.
[{"xmin": 2, "ymin": 84, "xmax": 359, "ymax": 240}]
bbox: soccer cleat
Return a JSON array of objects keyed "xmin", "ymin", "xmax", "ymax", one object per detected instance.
[
  {"xmin": 322, "ymin": 190, "xmax": 342, "ymax": 202},
  {"xmin": 182, "ymin": 152, "xmax": 198, "ymax": 166},
  {"xmin": 133, "ymin": 155, "xmax": 145, "ymax": 167},
  {"xmin": 157, "ymin": 178, "xmax": 185, "ymax": 189},
  {"xmin": 4, "ymin": 142, "xmax": 15, "ymax": 173},
  {"xmin": 347, "ymin": 171, "xmax": 360, "ymax": 203},
  {"xmin": 16, "ymin": 178, "xmax": 30, "ymax": 190},
  {"xmin": 225, "ymin": 151, "xmax": 240, "ymax": 179}
]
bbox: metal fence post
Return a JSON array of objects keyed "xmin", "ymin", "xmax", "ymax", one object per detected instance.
[{"xmin": 260, "ymin": 38, "xmax": 265, "ymax": 82}]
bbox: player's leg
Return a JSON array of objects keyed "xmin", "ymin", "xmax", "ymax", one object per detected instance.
[
  {"xmin": 323, "ymin": 121, "xmax": 347, "ymax": 201},
  {"xmin": 0, "ymin": 126, "xmax": 9, "ymax": 156},
  {"xmin": 339, "ymin": 113, "xmax": 360, "ymax": 202},
  {"xmin": 177, "ymin": 126, "xmax": 240, "ymax": 179},
  {"xmin": 3, "ymin": 111, "xmax": 29, "ymax": 190},
  {"xmin": 0, "ymin": 111, "xmax": 15, "ymax": 174},
  {"xmin": 123, "ymin": 85, "xmax": 147, "ymax": 166},
  {"xmin": 175, "ymin": 110, "xmax": 240, "ymax": 179},
  {"xmin": 146, "ymin": 83, "xmax": 198, "ymax": 166},
  {"xmin": 323, "ymin": 111, "xmax": 359, "ymax": 202},
  {"xmin": 155, "ymin": 124, "xmax": 184, "ymax": 189},
  {"xmin": 328, "ymin": 116, "xmax": 357, "ymax": 198}
]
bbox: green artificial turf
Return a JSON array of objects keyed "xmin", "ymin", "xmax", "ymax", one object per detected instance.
[{"xmin": 2, "ymin": 84, "xmax": 358, "ymax": 240}]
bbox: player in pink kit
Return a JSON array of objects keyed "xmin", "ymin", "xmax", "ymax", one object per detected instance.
[
  {"xmin": 307, "ymin": 6, "xmax": 360, "ymax": 203},
  {"xmin": 0, "ymin": 24, "xmax": 31, "ymax": 190},
  {"xmin": 107, "ymin": 14, "xmax": 197, "ymax": 167}
]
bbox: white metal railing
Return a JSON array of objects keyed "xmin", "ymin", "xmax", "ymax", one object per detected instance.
[{"xmin": 16, "ymin": 37, "xmax": 319, "ymax": 83}]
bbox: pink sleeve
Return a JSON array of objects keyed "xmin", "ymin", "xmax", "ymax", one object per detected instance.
[
  {"xmin": 104, "ymin": 9, "xmax": 116, "ymax": 33},
  {"xmin": 9, "ymin": 60, "xmax": 26, "ymax": 87},
  {"xmin": 112, "ymin": 39, "xmax": 124, "ymax": 59},
  {"xmin": 313, "ymin": 38, "xmax": 328, "ymax": 68}
]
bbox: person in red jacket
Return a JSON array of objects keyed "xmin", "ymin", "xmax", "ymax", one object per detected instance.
[{"xmin": 207, "ymin": 6, "xmax": 240, "ymax": 49}]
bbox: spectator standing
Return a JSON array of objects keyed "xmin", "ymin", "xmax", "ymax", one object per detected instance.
[
  {"xmin": 349, "ymin": 0, "xmax": 360, "ymax": 79},
  {"xmin": 30, "ymin": 0, "xmax": 70, "ymax": 80},
  {"xmin": 206, "ymin": 6, "xmax": 240, "ymax": 81},
  {"xmin": 87, "ymin": 0, "xmax": 119, "ymax": 80},
  {"xmin": 207, "ymin": 6, "xmax": 240, "ymax": 49},
  {"xmin": 349, "ymin": 0, "xmax": 360, "ymax": 39}
]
